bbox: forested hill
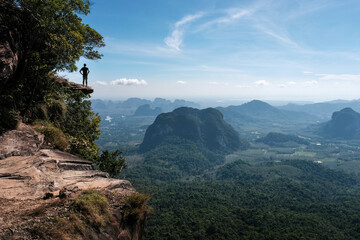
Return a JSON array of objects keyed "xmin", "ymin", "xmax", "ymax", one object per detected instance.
[
  {"xmin": 256, "ymin": 132, "xmax": 310, "ymax": 147},
  {"xmin": 140, "ymin": 107, "xmax": 249, "ymax": 153},
  {"xmin": 216, "ymin": 100, "xmax": 319, "ymax": 137},
  {"xmin": 319, "ymin": 108, "xmax": 360, "ymax": 139}
]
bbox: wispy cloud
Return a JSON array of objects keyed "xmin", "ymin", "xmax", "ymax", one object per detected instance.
[
  {"xmin": 214, "ymin": 8, "xmax": 253, "ymax": 24},
  {"xmin": 303, "ymin": 71, "xmax": 313, "ymax": 74},
  {"xmin": 194, "ymin": 7, "xmax": 255, "ymax": 33},
  {"xmin": 316, "ymin": 74, "xmax": 360, "ymax": 81},
  {"xmin": 255, "ymin": 24, "xmax": 298, "ymax": 48},
  {"xmin": 164, "ymin": 13, "xmax": 204, "ymax": 51},
  {"xmin": 96, "ymin": 81, "xmax": 108, "ymax": 86},
  {"xmin": 176, "ymin": 80, "xmax": 187, "ymax": 84},
  {"xmin": 287, "ymin": 81, "xmax": 297, "ymax": 85},
  {"xmin": 111, "ymin": 78, "xmax": 148, "ymax": 86}
]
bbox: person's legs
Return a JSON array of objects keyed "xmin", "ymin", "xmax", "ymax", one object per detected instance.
[{"xmin": 83, "ymin": 76, "xmax": 88, "ymax": 86}]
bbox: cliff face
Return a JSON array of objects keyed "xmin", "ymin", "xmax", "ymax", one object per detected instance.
[{"xmin": 0, "ymin": 123, "xmax": 146, "ymax": 239}]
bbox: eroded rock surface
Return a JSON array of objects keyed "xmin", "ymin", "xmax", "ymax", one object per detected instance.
[
  {"xmin": 0, "ymin": 124, "xmax": 143, "ymax": 239},
  {"xmin": 0, "ymin": 123, "xmax": 44, "ymax": 160}
]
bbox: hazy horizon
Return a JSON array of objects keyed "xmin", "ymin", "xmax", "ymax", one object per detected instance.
[{"xmin": 91, "ymin": 96, "xmax": 360, "ymax": 108}]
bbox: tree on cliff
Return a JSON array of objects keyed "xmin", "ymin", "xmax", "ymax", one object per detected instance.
[
  {"xmin": 0, "ymin": 0, "xmax": 104, "ymax": 121},
  {"xmin": 98, "ymin": 150, "xmax": 127, "ymax": 178},
  {"xmin": 0, "ymin": 0, "xmax": 104, "ymax": 161}
]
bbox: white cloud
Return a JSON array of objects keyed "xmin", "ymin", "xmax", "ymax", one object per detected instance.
[
  {"xmin": 96, "ymin": 81, "xmax": 108, "ymax": 86},
  {"xmin": 278, "ymin": 84, "xmax": 286, "ymax": 88},
  {"xmin": 111, "ymin": 78, "xmax": 148, "ymax": 86},
  {"xmin": 254, "ymin": 80, "xmax": 270, "ymax": 86},
  {"xmin": 216, "ymin": 9, "xmax": 253, "ymax": 24},
  {"xmin": 209, "ymin": 81, "xmax": 219, "ymax": 85},
  {"xmin": 176, "ymin": 80, "xmax": 187, "ymax": 84},
  {"xmin": 316, "ymin": 74, "xmax": 360, "ymax": 81},
  {"xmin": 164, "ymin": 13, "xmax": 204, "ymax": 51},
  {"xmin": 175, "ymin": 14, "xmax": 203, "ymax": 28},
  {"xmin": 287, "ymin": 81, "xmax": 297, "ymax": 85},
  {"xmin": 304, "ymin": 80, "xmax": 318, "ymax": 86},
  {"xmin": 303, "ymin": 71, "xmax": 313, "ymax": 74}
]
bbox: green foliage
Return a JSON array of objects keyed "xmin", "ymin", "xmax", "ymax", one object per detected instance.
[
  {"xmin": 15, "ymin": 0, "xmax": 104, "ymax": 72},
  {"xmin": 0, "ymin": 104, "xmax": 18, "ymax": 133},
  {"xmin": 123, "ymin": 193, "xmax": 151, "ymax": 225},
  {"xmin": 128, "ymin": 161, "xmax": 360, "ymax": 240},
  {"xmin": 31, "ymin": 99, "xmax": 67, "ymax": 125},
  {"xmin": 121, "ymin": 137, "xmax": 224, "ymax": 181},
  {"xmin": 33, "ymin": 120, "xmax": 69, "ymax": 150},
  {"xmin": 62, "ymin": 89, "xmax": 101, "ymax": 162},
  {"xmin": 98, "ymin": 150, "xmax": 127, "ymax": 178},
  {"xmin": 256, "ymin": 132, "xmax": 310, "ymax": 147},
  {"xmin": 0, "ymin": 0, "xmax": 103, "ymax": 131},
  {"xmin": 72, "ymin": 190, "xmax": 111, "ymax": 228}
]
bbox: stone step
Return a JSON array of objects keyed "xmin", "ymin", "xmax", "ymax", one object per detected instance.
[{"xmin": 58, "ymin": 162, "xmax": 93, "ymax": 171}]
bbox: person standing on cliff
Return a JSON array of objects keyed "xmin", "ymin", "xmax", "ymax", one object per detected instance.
[{"xmin": 79, "ymin": 64, "xmax": 90, "ymax": 87}]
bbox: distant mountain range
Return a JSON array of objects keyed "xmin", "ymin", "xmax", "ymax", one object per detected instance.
[
  {"xmin": 279, "ymin": 99, "xmax": 360, "ymax": 120},
  {"xmin": 140, "ymin": 107, "xmax": 249, "ymax": 153},
  {"xmin": 92, "ymin": 98, "xmax": 200, "ymax": 115},
  {"xmin": 218, "ymin": 100, "xmax": 317, "ymax": 122},
  {"xmin": 133, "ymin": 104, "xmax": 162, "ymax": 116},
  {"xmin": 318, "ymin": 108, "xmax": 360, "ymax": 139},
  {"xmin": 217, "ymin": 100, "xmax": 319, "ymax": 137}
]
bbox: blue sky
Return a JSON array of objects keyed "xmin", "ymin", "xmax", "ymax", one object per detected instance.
[{"xmin": 63, "ymin": 0, "xmax": 360, "ymax": 102}]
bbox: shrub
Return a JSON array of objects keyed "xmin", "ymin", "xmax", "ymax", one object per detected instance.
[
  {"xmin": 98, "ymin": 150, "xmax": 127, "ymax": 177},
  {"xmin": 33, "ymin": 121, "xmax": 69, "ymax": 150},
  {"xmin": 71, "ymin": 190, "xmax": 112, "ymax": 228},
  {"xmin": 123, "ymin": 193, "xmax": 151, "ymax": 224}
]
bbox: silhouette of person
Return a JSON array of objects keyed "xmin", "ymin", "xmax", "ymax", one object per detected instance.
[{"xmin": 80, "ymin": 64, "xmax": 90, "ymax": 87}]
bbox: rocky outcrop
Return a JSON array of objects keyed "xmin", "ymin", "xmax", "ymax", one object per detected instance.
[
  {"xmin": 0, "ymin": 124, "xmax": 145, "ymax": 239},
  {"xmin": 0, "ymin": 123, "xmax": 44, "ymax": 160},
  {"xmin": 55, "ymin": 76, "xmax": 94, "ymax": 94}
]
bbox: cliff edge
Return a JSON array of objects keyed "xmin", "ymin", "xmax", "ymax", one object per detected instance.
[{"xmin": 0, "ymin": 123, "xmax": 147, "ymax": 239}]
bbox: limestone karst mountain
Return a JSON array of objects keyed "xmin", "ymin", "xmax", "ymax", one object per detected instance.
[
  {"xmin": 140, "ymin": 107, "xmax": 249, "ymax": 153},
  {"xmin": 319, "ymin": 108, "xmax": 360, "ymax": 139}
]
